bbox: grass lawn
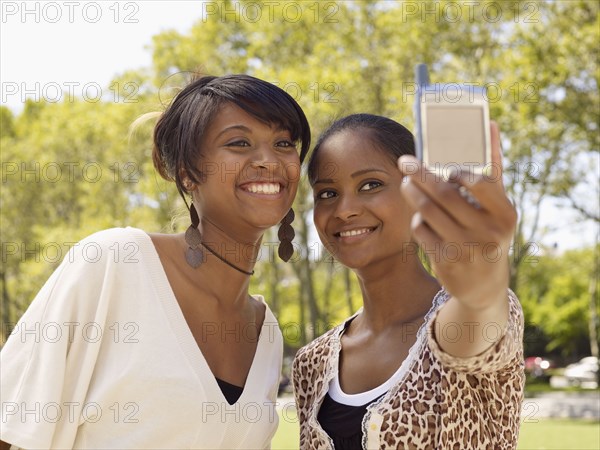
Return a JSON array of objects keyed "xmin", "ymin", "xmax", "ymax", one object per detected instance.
[
  {"xmin": 517, "ymin": 419, "xmax": 599, "ymax": 449},
  {"xmin": 271, "ymin": 411, "xmax": 600, "ymax": 450},
  {"xmin": 524, "ymin": 376, "xmax": 600, "ymax": 396},
  {"xmin": 271, "ymin": 409, "xmax": 299, "ymax": 449}
]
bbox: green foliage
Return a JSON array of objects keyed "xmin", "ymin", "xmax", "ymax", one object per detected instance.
[
  {"xmin": 1, "ymin": 1, "xmax": 598, "ymax": 351},
  {"xmin": 0, "ymin": 106, "xmax": 15, "ymax": 139},
  {"xmin": 519, "ymin": 246, "xmax": 599, "ymax": 356}
]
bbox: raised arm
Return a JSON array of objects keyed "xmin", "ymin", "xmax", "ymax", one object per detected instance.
[{"xmin": 399, "ymin": 122, "xmax": 517, "ymax": 358}]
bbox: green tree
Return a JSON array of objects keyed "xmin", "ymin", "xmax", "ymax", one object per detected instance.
[
  {"xmin": 519, "ymin": 246, "xmax": 599, "ymax": 357},
  {"xmin": 2, "ymin": 1, "xmax": 598, "ymax": 351}
]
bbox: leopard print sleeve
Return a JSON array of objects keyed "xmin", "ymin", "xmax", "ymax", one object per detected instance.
[
  {"xmin": 292, "ymin": 344, "xmax": 314, "ymax": 449},
  {"xmin": 292, "ymin": 347, "xmax": 307, "ymax": 413},
  {"xmin": 426, "ymin": 289, "xmax": 524, "ymax": 374},
  {"xmin": 292, "ymin": 328, "xmax": 341, "ymax": 450}
]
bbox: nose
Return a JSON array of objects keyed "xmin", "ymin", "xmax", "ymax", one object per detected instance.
[
  {"xmin": 249, "ymin": 142, "xmax": 280, "ymax": 171},
  {"xmin": 334, "ymin": 193, "xmax": 362, "ymax": 221}
]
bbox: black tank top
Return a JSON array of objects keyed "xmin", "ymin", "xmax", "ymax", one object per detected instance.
[
  {"xmin": 317, "ymin": 392, "xmax": 384, "ymax": 450},
  {"xmin": 215, "ymin": 377, "xmax": 244, "ymax": 405}
]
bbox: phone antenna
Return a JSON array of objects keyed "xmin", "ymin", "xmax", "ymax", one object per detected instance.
[{"xmin": 415, "ymin": 64, "xmax": 429, "ymax": 87}]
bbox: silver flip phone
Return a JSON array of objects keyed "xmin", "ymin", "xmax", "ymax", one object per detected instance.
[{"xmin": 413, "ymin": 64, "xmax": 492, "ymax": 177}]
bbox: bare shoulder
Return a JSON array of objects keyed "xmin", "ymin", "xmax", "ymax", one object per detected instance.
[
  {"xmin": 147, "ymin": 231, "xmax": 182, "ymax": 247},
  {"xmin": 294, "ymin": 324, "xmax": 341, "ymax": 368},
  {"xmin": 249, "ymin": 295, "xmax": 267, "ymax": 328},
  {"xmin": 147, "ymin": 232, "xmax": 186, "ymax": 258}
]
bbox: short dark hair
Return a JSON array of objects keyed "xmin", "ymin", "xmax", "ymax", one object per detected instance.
[
  {"xmin": 307, "ymin": 113, "xmax": 414, "ymax": 185},
  {"xmin": 153, "ymin": 74, "xmax": 311, "ymax": 198}
]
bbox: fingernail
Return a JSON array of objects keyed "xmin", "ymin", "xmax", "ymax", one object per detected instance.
[
  {"xmin": 447, "ymin": 167, "xmax": 460, "ymax": 181},
  {"xmin": 399, "ymin": 156, "xmax": 420, "ymax": 175}
]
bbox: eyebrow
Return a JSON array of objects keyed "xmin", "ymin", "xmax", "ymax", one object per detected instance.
[
  {"xmin": 216, "ymin": 125, "xmax": 252, "ymax": 139},
  {"xmin": 313, "ymin": 168, "xmax": 388, "ymax": 185},
  {"xmin": 312, "ymin": 178, "xmax": 334, "ymax": 185},
  {"xmin": 216, "ymin": 124, "xmax": 291, "ymax": 140},
  {"xmin": 351, "ymin": 168, "xmax": 388, "ymax": 178}
]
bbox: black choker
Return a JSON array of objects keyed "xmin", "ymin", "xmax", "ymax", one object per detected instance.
[{"xmin": 200, "ymin": 242, "xmax": 255, "ymax": 276}]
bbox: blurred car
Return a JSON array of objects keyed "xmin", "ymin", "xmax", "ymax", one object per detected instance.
[
  {"xmin": 564, "ymin": 356, "xmax": 599, "ymax": 387},
  {"xmin": 278, "ymin": 374, "xmax": 291, "ymax": 395},
  {"xmin": 524, "ymin": 356, "xmax": 554, "ymax": 378}
]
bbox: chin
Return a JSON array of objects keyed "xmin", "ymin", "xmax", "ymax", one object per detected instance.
[
  {"xmin": 333, "ymin": 247, "xmax": 380, "ymax": 269},
  {"xmin": 338, "ymin": 259, "xmax": 367, "ymax": 271},
  {"xmin": 251, "ymin": 214, "xmax": 287, "ymax": 230},
  {"xmin": 245, "ymin": 204, "xmax": 290, "ymax": 223},
  {"xmin": 322, "ymin": 249, "xmax": 358, "ymax": 270}
]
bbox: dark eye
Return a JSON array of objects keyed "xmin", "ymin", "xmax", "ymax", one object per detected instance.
[
  {"xmin": 276, "ymin": 140, "xmax": 296, "ymax": 149},
  {"xmin": 316, "ymin": 190, "xmax": 336, "ymax": 200},
  {"xmin": 226, "ymin": 140, "xmax": 250, "ymax": 147},
  {"xmin": 359, "ymin": 180, "xmax": 383, "ymax": 192}
]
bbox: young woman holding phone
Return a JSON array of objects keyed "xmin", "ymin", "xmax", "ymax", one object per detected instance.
[{"xmin": 293, "ymin": 114, "xmax": 524, "ymax": 449}]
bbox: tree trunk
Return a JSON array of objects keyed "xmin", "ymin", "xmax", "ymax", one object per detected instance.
[
  {"xmin": 299, "ymin": 213, "xmax": 320, "ymax": 341},
  {"xmin": 0, "ymin": 270, "xmax": 11, "ymax": 344},
  {"xmin": 269, "ymin": 256, "xmax": 280, "ymax": 318},
  {"xmin": 344, "ymin": 267, "xmax": 355, "ymax": 316},
  {"xmin": 298, "ymin": 278, "xmax": 307, "ymax": 347},
  {"xmin": 321, "ymin": 261, "xmax": 334, "ymax": 327},
  {"xmin": 588, "ymin": 244, "xmax": 599, "ymax": 359},
  {"xmin": 262, "ymin": 229, "xmax": 280, "ymax": 318}
]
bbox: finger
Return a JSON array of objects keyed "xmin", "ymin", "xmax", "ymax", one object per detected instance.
[
  {"xmin": 401, "ymin": 176, "xmax": 467, "ymax": 240},
  {"xmin": 410, "ymin": 211, "xmax": 442, "ymax": 248},
  {"xmin": 398, "ymin": 154, "xmax": 423, "ymax": 178},
  {"xmin": 400, "ymin": 155, "xmax": 485, "ymax": 229},
  {"xmin": 449, "ymin": 172, "xmax": 514, "ymax": 220}
]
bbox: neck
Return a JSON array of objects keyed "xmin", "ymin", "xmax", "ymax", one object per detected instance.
[
  {"xmin": 200, "ymin": 242, "xmax": 255, "ymax": 276},
  {"xmin": 181, "ymin": 219, "xmax": 263, "ymax": 308},
  {"xmin": 200, "ymin": 219, "xmax": 262, "ymax": 275},
  {"xmin": 353, "ymin": 252, "xmax": 440, "ymax": 332}
]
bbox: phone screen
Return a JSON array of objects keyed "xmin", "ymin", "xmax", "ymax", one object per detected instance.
[{"xmin": 425, "ymin": 105, "xmax": 487, "ymax": 167}]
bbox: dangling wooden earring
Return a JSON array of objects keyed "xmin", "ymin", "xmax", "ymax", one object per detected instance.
[
  {"xmin": 278, "ymin": 208, "xmax": 295, "ymax": 262},
  {"xmin": 185, "ymin": 203, "xmax": 204, "ymax": 268}
]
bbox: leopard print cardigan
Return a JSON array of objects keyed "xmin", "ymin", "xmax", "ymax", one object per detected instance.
[{"xmin": 292, "ymin": 289, "xmax": 525, "ymax": 449}]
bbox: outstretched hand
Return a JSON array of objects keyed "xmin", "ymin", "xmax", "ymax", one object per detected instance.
[{"xmin": 398, "ymin": 122, "xmax": 516, "ymax": 310}]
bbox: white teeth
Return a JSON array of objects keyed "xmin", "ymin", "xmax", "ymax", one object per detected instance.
[
  {"xmin": 339, "ymin": 228, "xmax": 371, "ymax": 237},
  {"xmin": 245, "ymin": 183, "xmax": 280, "ymax": 194}
]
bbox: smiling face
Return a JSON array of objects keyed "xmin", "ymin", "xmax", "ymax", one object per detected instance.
[
  {"xmin": 195, "ymin": 102, "xmax": 301, "ymax": 237},
  {"xmin": 312, "ymin": 129, "xmax": 413, "ymax": 269}
]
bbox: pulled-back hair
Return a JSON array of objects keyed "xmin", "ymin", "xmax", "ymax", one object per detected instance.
[
  {"xmin": 153, "ymin": 74, "xmax": 311, "ymax": 200},
  {"xmin": 307, "ymin": 114, "xmax": 414, "ymax": 185}
]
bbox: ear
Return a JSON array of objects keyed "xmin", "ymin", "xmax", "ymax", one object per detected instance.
[{"xmin": 179, "ymin": 168, "xmax": 195, "ymax": 192}]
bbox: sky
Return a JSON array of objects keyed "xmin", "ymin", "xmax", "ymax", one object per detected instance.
[
  {"xmin": 1, "ymin": 1, "xmax": 202, "ymax": 109},
  {"xmin": 1, "ymin": 0, "xmax": 598, "ymax": 252}
]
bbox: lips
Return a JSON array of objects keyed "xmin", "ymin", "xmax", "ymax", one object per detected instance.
[
  {"xmin": 239, "ymin": 182, "xmax": 282, "ymax": 195},
  {"xmin": 334, "ymin": 227, "xmax": 376, "ymax": 238}
]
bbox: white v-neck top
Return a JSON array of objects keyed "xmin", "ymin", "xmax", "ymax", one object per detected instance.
[
  {"xmin": 0, "ymin": 227, "xmax": 283, "ymax": 449},
  {"xmin": 328, "ymin": 362, "xmax": 405, "ymax": 407}
]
